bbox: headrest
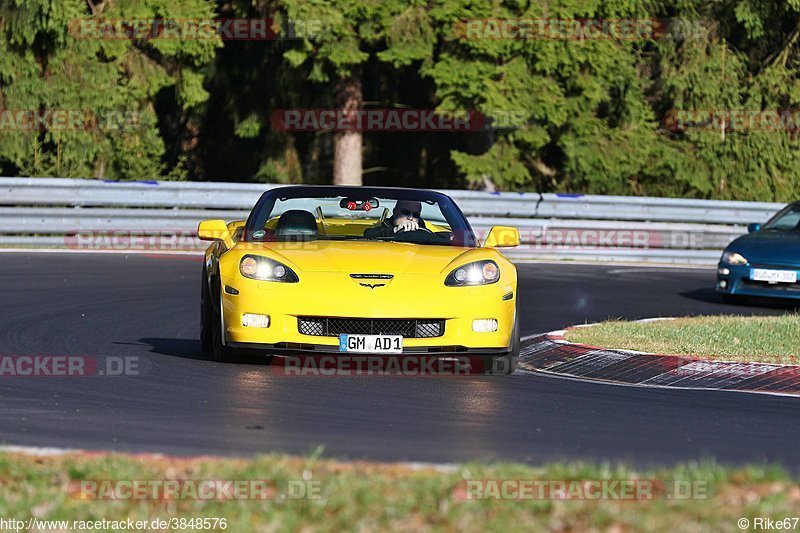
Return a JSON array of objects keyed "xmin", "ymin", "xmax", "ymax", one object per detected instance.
[{"xmin": 276, "ymin": 210, "xmax": 318, "ymax": 238}]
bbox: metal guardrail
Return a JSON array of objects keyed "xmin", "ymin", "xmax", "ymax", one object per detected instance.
[{"xmin": 0, "ymin": 177, "xmax": 784, "ymax": 265}]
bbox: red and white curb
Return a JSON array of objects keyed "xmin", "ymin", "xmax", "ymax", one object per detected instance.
[{"xmin": 518, "ymin": 320, "xmax": 800, "ymax": 397}]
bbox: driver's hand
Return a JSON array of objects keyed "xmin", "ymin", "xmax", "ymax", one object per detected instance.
[{"xmin": 394, "ymin": 220, "xmax": 419, "ymax": 233}]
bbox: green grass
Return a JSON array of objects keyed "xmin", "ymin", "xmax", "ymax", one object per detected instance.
[
  {"xmin": 565, "ymin": 315, "xmax": 800, "ymax": 364},
  {"xmin": 0, "ymin": 451, "xmax": 799, "ymax": 531}
]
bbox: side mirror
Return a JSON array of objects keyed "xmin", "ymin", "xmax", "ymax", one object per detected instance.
[
  {"xmin": 747, "ymin": 223, "xmax": 762, "ymax": 233},
  {"xmin": 483, "ymin": 226, "xmax": 520, "ymax": 248},
  {"xmin": 198, "ymin": 219, "xmax": 234, "ymax": 248}
]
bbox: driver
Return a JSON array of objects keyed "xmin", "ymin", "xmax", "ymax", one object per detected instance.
[{"xmin": 364, "ymin": 200, "xmax": 426, "ymax": 238}]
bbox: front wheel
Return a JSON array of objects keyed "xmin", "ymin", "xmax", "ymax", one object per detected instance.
[
  {"xmin": 208, "ymin": 276, "xmax": 237, "ymax": 363},
  {"xmin": 211, "ymin": 302, "xmax": 237, "ymax": 363},
  {"xmin": 200, "ymin": 265, "xmax": 213, "ymax": 354}
]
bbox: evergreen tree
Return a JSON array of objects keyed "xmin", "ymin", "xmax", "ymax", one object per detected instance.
[{"xmin": 0, "ymin": 0, "xmax": 219, "ymax": 179}]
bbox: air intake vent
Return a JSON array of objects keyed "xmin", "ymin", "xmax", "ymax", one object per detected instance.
[{"xmin": 298, "ymin": 317, "xmax": 444, "ymax": 338}]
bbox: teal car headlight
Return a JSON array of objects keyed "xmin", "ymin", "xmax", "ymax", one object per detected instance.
[
  {"xmin": 239, "ymin": 255, "xmax": 299, "ymax": 282},
  {"xmin": 721, "ymin": 251, "xmax": 748, "ymax": 266},
  {"xmin": 445, "ymin": 260, "xmax": 500, "ymax": 286}
]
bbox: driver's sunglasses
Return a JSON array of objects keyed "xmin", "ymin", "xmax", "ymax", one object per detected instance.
[{"xmin": 399, "ymin": 208, "xmax": 421, "ymax": 218}]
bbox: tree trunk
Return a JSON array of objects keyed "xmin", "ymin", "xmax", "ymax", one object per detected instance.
[
  {"xmin": 92, "ymin": 156, "xmax": 106, "ymax": 179},
  {"xmin": 333, "ymin": 76, "xmax": 362, "ymax": 185}
]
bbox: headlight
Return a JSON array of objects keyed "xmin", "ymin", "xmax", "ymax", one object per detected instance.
[
  {"xmin": 721, "ymin": 251, "xmax": 748, "ymax": 266},
  {"xmin": 445, "ymin": 260, "xmax": 500, "ymax": 286},
  {"xmin": 239, "ymin": 255, "xmax": 299, "ymax": 282}
]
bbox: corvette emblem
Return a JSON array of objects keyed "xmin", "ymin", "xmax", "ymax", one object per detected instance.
[{"xmin": 359, "ymin": 283, "xmax": 386, "ymax": 289}]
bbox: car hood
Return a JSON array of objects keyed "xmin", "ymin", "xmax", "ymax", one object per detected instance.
[
  {"xmin": 727, "ymin": 232, "xmax": 800, "ymax": 266},
  {"xmin": 238, "ymin": 240, "xmax": 476, "ymax": 274}
]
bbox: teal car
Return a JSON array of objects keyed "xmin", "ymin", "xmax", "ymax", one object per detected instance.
[{"xmin": 716, "ymin": 202, "xmax": 800, "ymax": 303}]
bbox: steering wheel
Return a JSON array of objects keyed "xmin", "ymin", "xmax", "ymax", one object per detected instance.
[{"xmin": 391, "ymin": 227, "xmax": 454, "ymax": 244}]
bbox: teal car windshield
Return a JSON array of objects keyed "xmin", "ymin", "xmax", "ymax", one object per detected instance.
[{"xmin": 763, "ymin": 205, "xmax": 800, "ymax": 232}]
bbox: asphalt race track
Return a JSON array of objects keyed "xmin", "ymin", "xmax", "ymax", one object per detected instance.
[{"xmin": 1, "ymin": 252, "xmax": 799, "ymax": 468}]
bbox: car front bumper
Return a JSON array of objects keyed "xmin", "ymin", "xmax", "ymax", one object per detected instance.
[
  {"xmin": 716, "ymin": 263, "xmax": 800, "ymax": 300},
  {"xmin": 219, "ymin": 272, "xmax": 518, "ymax": 352}
]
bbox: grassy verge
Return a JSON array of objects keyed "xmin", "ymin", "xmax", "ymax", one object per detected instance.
[
  {"xmin": 0, "ymin": 451, "xmax": 799, "ymax": 531},
  {"xmin": 564, "ymin": 315, "xmax": 800, "ymax": 364}
]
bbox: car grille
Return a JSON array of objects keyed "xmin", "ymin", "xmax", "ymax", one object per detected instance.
[
  {"xmin": 298, "ymin": 317, "xmax": 445, "ymax": 338},
  {"xmin": 740, "ymin": 279, "xmax": 800, "ymax": 292}
]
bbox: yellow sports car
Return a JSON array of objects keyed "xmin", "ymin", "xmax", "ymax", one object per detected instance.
[{"xmin": 197, "ymin": 186, "xmax": 521, "ymax": 374}]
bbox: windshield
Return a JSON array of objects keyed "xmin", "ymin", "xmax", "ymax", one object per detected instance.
[
  {"xmin": 763, "ymin": 204, "xmax": 800, "ymax": 232},
  {"xmin": 244, "ymin": 188, "xmax": 477, "ymax": 247}
]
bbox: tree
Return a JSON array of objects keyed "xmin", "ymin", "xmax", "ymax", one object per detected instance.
[
  {"xmin": 427, "ymin": 0, "xmax": 800, "ymax": 200},
  {"xmin": 277, "ymin": 0, "xmax": 441, "ymax": 186},
  {"xmin": 0, "ymin": 0, "xmax": 220, "ymax": 179},
  {"xmin": 332, "ymin": 76, "xmax": 362, "ymax": 185},
  {"xmin": 654, "ymin": 0, "xmax": 800, "ymax": 201},
  {"xmin": 5, "ymin": 0, "xmax": 800, "ymax": 201}
]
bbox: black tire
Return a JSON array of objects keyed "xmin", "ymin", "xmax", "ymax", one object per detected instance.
[
  {"xmin": 208, "ymin": 275, "xmax": 236, "ymax": 363},
  {"xmin": 482, "ymin": 302, "xmax": 520, "ymax": 375},
  {"xmin": 200, "ymin": 265, "xmax": 213, "ymax": 354},
  {"xmin": 211, "ymin": 313, "xmax": 234, "ymax": 362}
]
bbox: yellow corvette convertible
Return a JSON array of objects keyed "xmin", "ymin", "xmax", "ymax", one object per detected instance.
[{"xmin": 197, "ymin": 186, "xmax": 521, "ymax": 374}]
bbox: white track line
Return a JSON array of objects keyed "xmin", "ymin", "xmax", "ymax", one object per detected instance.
[
  {"xmin": 0, "ymin": 445, "xmax": 78, "ymax": 456},
  {"xmin": 517, "ymin": 366, "xmax": 800, "ymax": 399},
  {"xmin": 521, "ymin": 333, "xmax": 548, "ymax": 341}
]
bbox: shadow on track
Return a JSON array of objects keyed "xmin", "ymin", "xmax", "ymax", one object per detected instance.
[
  {"xmin": 125, "ymin": 338, "xmax": 210, "ymax": 361},
  {"xmin": 680, "ymin": 288, "xmax": 800, "ymax": 311},
  {"xmin": 133, "ymin": 337, "xmax": 274, "ymax": 365}
]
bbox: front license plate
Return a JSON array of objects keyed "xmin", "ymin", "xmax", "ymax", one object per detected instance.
[
  {"xmin": 338, "ymin": 334, "xmax": 403, "ymax": 353},
  {"xmin": 751, "ymin": 268, "xmax": 798, "ymax": 283}
]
